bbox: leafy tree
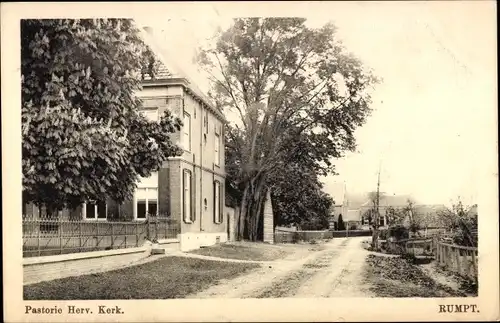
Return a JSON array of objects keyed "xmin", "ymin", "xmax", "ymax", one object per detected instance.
[
  {"xmin": 271, "ymin": 162, "xmax": 333, "ymax": 230},
  {"xmin": 366, "ymin": 191, "xmax": 385, "ymax": 249},
  {"xmin": 22, "ymin": 19, "xmax": 183, "ymax": 214},
  {"xmin": 386, "ymin": 206, "xmax": 405, "ymax": 226},
  {"xmin": 362, "ymin": 208, "xmax": 373, "ymax": 226},
  {"xmin": 401, "ymin": 199, "xmax": 422, "ymax": 237},
  {"xmin": 200, "ymin": 18, "xmax": 378, "ymax": 240},
  {"xmin": 437, "ymin": 200, "xmax": 477, "ymax": 246}
]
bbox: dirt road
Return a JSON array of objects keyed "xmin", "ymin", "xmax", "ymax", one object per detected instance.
[{"xmin": 190, "ymin": 237, "xmax": 374, "ymax": 298}]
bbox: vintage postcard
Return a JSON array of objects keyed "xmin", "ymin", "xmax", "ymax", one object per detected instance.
[{"xmin": 2, "ymin": 1, "xmax": 498, "ymax": 322}]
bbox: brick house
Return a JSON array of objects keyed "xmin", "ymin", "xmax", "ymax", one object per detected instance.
[{"xmin": 22, "ymin": 25, "xmax": 228, "ymax": 251}]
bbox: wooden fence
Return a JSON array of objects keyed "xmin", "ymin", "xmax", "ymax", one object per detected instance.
[
  {"xmin": 22, "ymin": 215, "xmax": 179, "ymax": 258},
  {"xmin": 386, "ymin": 238, "xmax": 434, "ymax": 256},
  {"xmin": 385, "ymin": 236, "xmax": 478, "ymax": 281},
  {"xmin": 435, "ymin": 241, "xmax": 478, "ymax": 280}
]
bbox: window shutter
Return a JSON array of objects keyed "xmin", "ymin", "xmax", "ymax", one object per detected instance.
[{"xmin": 191, "ymin": 171, "xmax": 196, "ymax": 222}]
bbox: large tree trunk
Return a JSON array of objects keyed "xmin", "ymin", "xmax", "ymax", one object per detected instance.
[
  {"xmin": 236, "ymin": 185, "xmax": 250, "ymax": 241},
  {"xmin": 238, "ymin": 175, "xmax": 267, "ymax": 241}
]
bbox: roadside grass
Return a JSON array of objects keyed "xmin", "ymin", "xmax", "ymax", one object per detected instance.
[
  {"xmin": 24, "ymin": 256, "xmax": 259, "ymax": 300},
  {"xmin": 363, "ymin": 255, "xmax": 466, "ymax": 297},
  {"xmin": 188, "ymin": 241, "xmax": 324, "ymax": 261}
]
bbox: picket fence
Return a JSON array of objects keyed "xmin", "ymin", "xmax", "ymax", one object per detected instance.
[
  {"xmin": 22, "ymin": 214, "xmax": 179, "ymax": 258},
  {"xmin": 435, "ymin": 241, "xmax": 478, "ymax": 280}
]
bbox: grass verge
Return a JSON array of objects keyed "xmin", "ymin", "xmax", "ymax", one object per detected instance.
[
  {"xmin": 24, "ymin": 256, "xmax": 259, "ymax": 300},
  {"xmin": 363, "ymin": 254, "xmax": 466, "ymax": 297},
  {"xmin": 188, "ymin": 242, "xmax": 300, "ymax": 261}
]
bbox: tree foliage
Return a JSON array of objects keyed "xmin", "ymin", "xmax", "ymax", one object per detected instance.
[
  {"xmin": 22, "ymin": 19, "xmax": 183, "ymax": 213},
  {"xmin": 201, "ymin": 18, "xmax": 378, "ymax": 240},
  {"xmin": 437, "ymin": 200, "xmax": 477, "ymax": 246},
  {"xmin": 385, "ymin": 206, "xmax": 405, "ymax": 227},
  {"xmin": 271, "ymin": 162, "xmax": 333, "ymax": 230},
  {"xmin": 337, "ymin": 214, "xmax": 346, "ymax": 231}
]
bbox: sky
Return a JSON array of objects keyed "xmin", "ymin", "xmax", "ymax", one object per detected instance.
[{"xmin": 134, "ymin": 1, "xmax": 496, "ymax": 206}]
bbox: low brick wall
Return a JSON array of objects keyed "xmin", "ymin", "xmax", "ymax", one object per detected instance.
[
  {"xmin": 274, "ymin": 229, "xmax": 372, "ymax": 243},
  {"xmin": 331, "ymin": 230, "xmax": 372, "ymax": 238},
  {"xmin": 23, "ymin": 239, "xmax": 179, "ymax": 285},
  {"xmin": 275, "ymin": 230, "xmax": 333, "ymax": 243}
]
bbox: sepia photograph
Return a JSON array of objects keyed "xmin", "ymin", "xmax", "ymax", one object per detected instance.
[{"xmin": 2, "ymin": 1, "xmax": 498, "ymax": 322}]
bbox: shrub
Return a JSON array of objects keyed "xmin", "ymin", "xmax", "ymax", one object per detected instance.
[
  {"xmin": 337, "ymin": 214, "xmax": 346, "ymax": 231},
  {"xmin": 379, "ymin": 229, "xmax": 388, "ymax": 240},
  {"xmin": 388, "ymin": 225, "xmax": 409, "ymax": 241}
]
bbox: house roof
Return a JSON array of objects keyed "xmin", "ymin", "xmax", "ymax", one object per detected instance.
[
  {"xmin": 142, "ymin": 61, "xmax": 172, "ymax": 80},
  {"xmin": 325, "ymin": 182, "xmax": 346, "ymax": 206},
  {"xmin": 360, "ymin": 194, "xmax": 417, "ymax": 208},
  {"xmin": 332, "ymin": 209, "xmax": 361, "ymax": 222},
  {"xmin": 139, "ymin": 26, "xmax": 226, "ymax": 122}
]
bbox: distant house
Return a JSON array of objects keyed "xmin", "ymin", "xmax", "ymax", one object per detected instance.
[
  {"xmin": 358, "ymin": 194, "xmax": 414, "ymax": 228},
  {"xmin": 326, "ymin": 182, "xmax": 348, "ymax": 230},
  {"xmin": 356, "ymin": 194, "xmax": 448, "ymax": 230}
]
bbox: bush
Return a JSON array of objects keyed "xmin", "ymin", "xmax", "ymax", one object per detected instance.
[
  {"xmin": 337, "ymin": 214, "xmax": 346, "ymax": 231},
  {"xmin": 379, "ymin": 229, "xmax": 388, "ymax": 240},
  {"xmin": 388, "ymin": 225, "xmax": 409, "ymax": 241}
]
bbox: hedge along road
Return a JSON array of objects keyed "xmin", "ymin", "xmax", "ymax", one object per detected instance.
[{"xmin": 189, "ymin": 237, "xmax": 374, "ymax": 298}]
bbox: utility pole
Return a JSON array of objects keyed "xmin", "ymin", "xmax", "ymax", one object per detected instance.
[{"xmin": 371, "ymin": 162, "xmax": 381, "ymax": 250}]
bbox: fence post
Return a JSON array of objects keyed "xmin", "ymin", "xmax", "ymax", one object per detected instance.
[
  {"xmin": 455, "ymin": 247, "xmax": 461, "ymax": 274},
  {"xmin": 37, "ymin": 218, "xmax": 41, "ymax": 257},
  {"xmin": 443, "ymin": 245, "xmax": 449, "ymax": 268},
  {"xmin": 96, "ymin": 221, "xmax": 99, "ymax": 251},
  {"xmin": 135, "ymin": 221, "xmax": 139, "ymax": 247},
  {"xmin": 59, "ymin": 216, "xmax": 63, "ymax": 255},
  {"xmin": 471, "ymin": 250, "xmax": 477, "ymax": 280},
  {"xmin": 79, "ymin": 220, "xmax": 82, "ymax": 252},
  {"xmin": 155, "ymin": 217, "xmax": 159, "ymax": 241},
  {"xmin": 111, "ymin": 223, "xmax": 114, "ymax": 249}
]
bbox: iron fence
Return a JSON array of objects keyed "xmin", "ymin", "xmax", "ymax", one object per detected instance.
[{"xmin": 22, "ymin": 214, "xmax": 179, "ymax": 258}]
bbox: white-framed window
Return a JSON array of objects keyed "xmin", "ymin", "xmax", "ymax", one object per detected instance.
[
  {"xmin": 183, "ymin": 112, "xmax": 191, "ymax": 151},
  {"xmin": 183, "ymin": 169, "xmax": 194, "ymax": 223},
  {"xmin": 135, "ymin": 172, "xmax": 158, "ymax": 220},
  {"xmin": 214, "ymin": 133, "xmax": 220, "ymax": 166},
  {"xmin": 213, "ymin": 180, "xmax": 222, "ymax": 224},
  {"xmin": 379, "ymin": 216, "xmax": 385, "ymax": 227},
  {"xmin": 135, "ymin": 188, "xmax": 158, "ymax": 220},
  {"xmin": 140, "ymin": 108, "xmax": 159, "ymax": 122},
  {"xmin": 82, "ymin": 200, "xmax": 107, "ymax": 220}
]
